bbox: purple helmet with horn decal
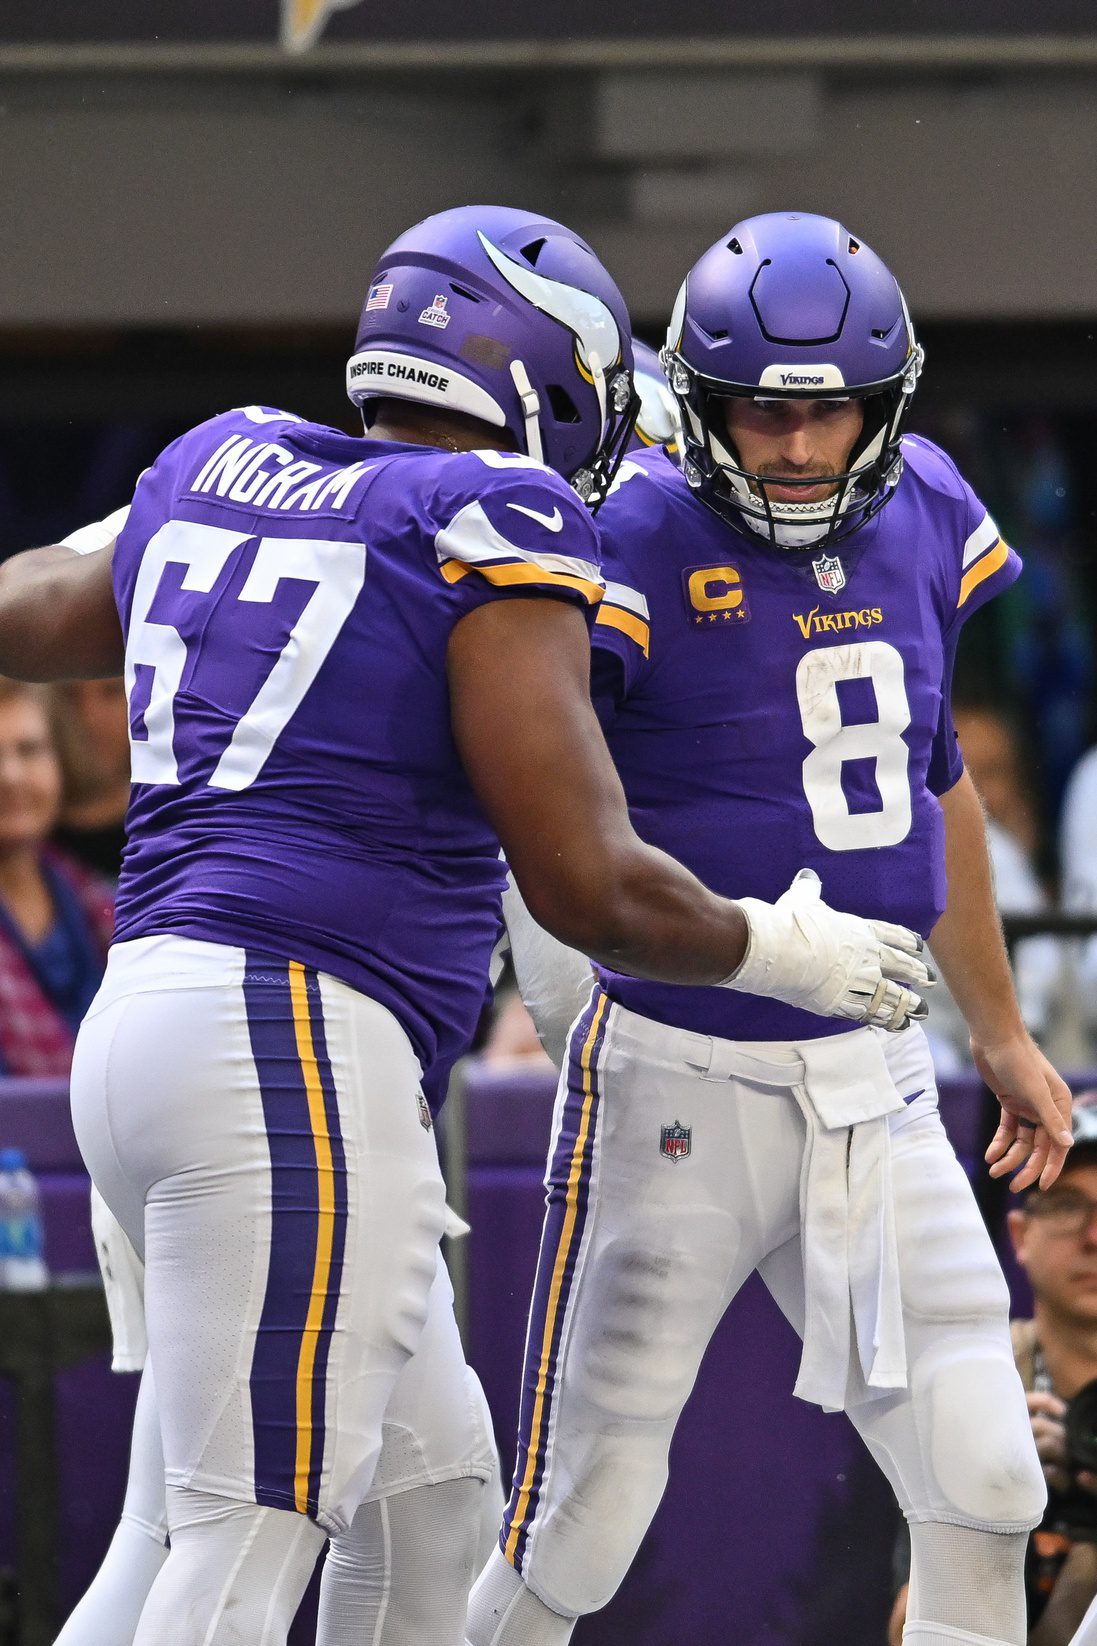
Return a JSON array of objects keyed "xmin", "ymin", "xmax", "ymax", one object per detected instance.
[
  {"xmin": 662, "ymin": 211, "xmax": 923, "ymax": 547},
  {"xmin": 346, "ymin": 204, "xmax": 638, "ymax": 508}
]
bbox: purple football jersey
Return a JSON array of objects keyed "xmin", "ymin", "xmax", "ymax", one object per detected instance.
[
  {"xmin": 112, "ymin": 406, "xmax": 603, "ymax": 1099},
  {"xmin": 590, "ymin": 435, "xmax": 1021, "ymax": 1042}
]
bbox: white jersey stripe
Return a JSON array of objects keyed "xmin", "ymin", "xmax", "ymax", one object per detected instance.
[
  {"xmin": 434, "ymin": 499, "xmax": 600, "ymax": 584},
  {"xmin": 602, "ymin": 580, "xmax": 650, "ymax": 620},
  {"xmin": 962, "ymin": 512, "xmax": 1001, "ymax": 569}
]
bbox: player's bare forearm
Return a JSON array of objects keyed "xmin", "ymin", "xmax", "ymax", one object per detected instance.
[
  {"xmin": 932, "ymin": 769, "xmax": 1074, "ymax": 1185},
  {"xmin": 448, "ymin": 597, "xmax": 750, "ymax": 985},
  {"xmin": 929, "ymin": 769, "xmax": 1025, "ymax": 1045},
  {"xmin": 0, "ymin": 544, "xmax": 124, "ymax": 679}
]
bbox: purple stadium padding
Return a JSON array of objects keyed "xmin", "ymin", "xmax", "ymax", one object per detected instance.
[
  {"xmin": 463, "ymin": 1063, "xmax": 563, "ymax": 1164},
  {"xmin": 935, "ymin": 1074, "xmax": 986, "ymax": 1173},
  {"xmin": 0, "ymin": 1079, "xmax": 84, "ymax": 1171},
  {"xmin": 0, "ymin": 1078, "xmax": 123, "ymax": 1626}
]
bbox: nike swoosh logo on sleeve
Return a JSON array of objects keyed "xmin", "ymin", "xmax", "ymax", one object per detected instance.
[{"xmin": 506, "ymin": 502, "xmax": 564, "ymax": 532}]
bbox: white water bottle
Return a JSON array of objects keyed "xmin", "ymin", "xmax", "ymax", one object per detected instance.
[{"xmin": 0, "ymin": 1148, "xmax": 48, "ymax": 1289}]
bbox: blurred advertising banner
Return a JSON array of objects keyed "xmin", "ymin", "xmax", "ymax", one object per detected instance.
[{"xmin": 2, "ymin": 0, "xmax": 1094, "ymax": 44}]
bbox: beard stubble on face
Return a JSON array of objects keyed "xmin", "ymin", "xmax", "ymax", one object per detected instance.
[{"xmin": 747, "ymin": 462, "xmax": 844, "ymax": 504}]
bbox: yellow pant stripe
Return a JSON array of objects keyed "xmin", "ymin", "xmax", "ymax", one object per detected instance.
[
  {"xmin": 504, "ymin": 991, "xmax": 607, "ymax": 1564},
  {"xmin": 288, "ymin": 961, "xmax": 336, "ymax": 1516}
]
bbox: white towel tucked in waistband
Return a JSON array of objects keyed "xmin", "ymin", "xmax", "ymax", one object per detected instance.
[
  {"xmin": 792, "ymin": 1031, "xmax": 906, "ymax": 1411},
  {"xmin": 682, "ymin": 1021, "xmax": 910, "ymax": 1412}
]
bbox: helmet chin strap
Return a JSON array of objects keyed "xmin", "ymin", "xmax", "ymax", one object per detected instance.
[
  {"xmin": 509, "ymin": 358, "xmax": 544, "ymax": 464},
  {"xmin": 741, "ymin": 496, "xmax": 852, "ymax": 549}
]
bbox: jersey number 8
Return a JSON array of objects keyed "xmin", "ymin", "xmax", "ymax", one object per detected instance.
[{"xmin": 796, "ymin": 640, "xmax": 913, "ymax": 852}]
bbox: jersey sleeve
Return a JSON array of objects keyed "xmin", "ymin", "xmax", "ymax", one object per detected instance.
[
  {"xmin": 588, "ymin": 459, "xmax": 661, "ymax": 700},
  {"xmin": 926, "ymin": 625, "xmax": 963, "ymax": 796},
  {"xmin": 431, "ymin": 451, "xmax": 603, "ymax": 617},
  {"xmin": 946, "ymin": 478, "xmax": 1022, "ymax": 631},
  {"xmin": 592, "ymin": 575, "xmax": 651, "ymax": 699}
]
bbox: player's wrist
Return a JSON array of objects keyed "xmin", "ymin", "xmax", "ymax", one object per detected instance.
[
  {"xmin": 719, "ymin": 896, "xmax": 789, "ymax": 992},
  {"xmin": 968, "ymin": 1018, "xmax": 1031, "ymax": 1059}
]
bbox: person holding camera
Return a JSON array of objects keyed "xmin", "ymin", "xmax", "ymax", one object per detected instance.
[{"xmin": 889, "ymin": 1096, "xmax": 1097, "ymax": 1645}]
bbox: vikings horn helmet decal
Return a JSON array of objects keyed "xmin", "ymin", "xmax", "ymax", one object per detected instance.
[{"xmin": 662, "ymin": 212, "xmax": 924, "ymax": 549}]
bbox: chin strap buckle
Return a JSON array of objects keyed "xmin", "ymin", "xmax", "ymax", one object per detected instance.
[{"xmin": 509, "ymin": 359, "xmax": 543, "ymax": 465}]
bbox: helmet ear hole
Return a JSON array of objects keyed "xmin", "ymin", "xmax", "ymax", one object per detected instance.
[{"xmin": 546, "ymin": 383, "xmax": 581, "ymax": 424}]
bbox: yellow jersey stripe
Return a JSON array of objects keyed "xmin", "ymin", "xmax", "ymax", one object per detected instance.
[
  {"xmin": 504, "ymin": 991, "xmax": 607, "ymax": 1565},
  {"xmin": 957, "ymin": 539, "xmax": 1008, "ymax": 608},
  {"xmin": 439, "ymin": 557, "xmax": 604, "ymax": 604},
  {"xmin": 596, "ymin": 605, "xmax": 650, "ymax": 657},
  {"xmin": 439, "ymin": 558, "xmax": 471, "ymax": 584},
  {"xmin": 288, "ymin": 961, "xmax": 337, "ymax": 1516}
]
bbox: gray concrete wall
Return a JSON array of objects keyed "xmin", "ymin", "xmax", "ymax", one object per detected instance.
[{"xmin": 0, "ymin": 61, "xmax": 1094, "ymax": 327}]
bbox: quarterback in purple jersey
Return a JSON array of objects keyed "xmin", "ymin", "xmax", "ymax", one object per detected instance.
[
  {"xmin": 0, "ymin": 204, "xmax": 933, "ymax": 1646},
  {"xmin": 469, "ymin": 216, "xmax": 1074, "ymax": 1646}
]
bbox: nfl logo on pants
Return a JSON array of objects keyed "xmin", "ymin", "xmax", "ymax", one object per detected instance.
[{"xmin": 660, "ymin": 1121, "xmax": 692, "ymax": 1161}]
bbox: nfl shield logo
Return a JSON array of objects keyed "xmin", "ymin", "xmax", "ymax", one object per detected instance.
[
  {"xmin": 660, "ymin": 1121, "xmax": 692, "ymax": 1162},
  {"xmin": 418, "ymin": 294, "xmax": 451, "ymax": 329},
  {"xmin": 812, "ymin": 553, "xmax": 846, "ymax": 594}
]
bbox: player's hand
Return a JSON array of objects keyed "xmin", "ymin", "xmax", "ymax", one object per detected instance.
[
  {"xmin": 979, "ymin": 1033, "xmax": 1074, "ymax": 1190},
  {"xmin": 728, "ymin": 869, "xmax": 934, "ymax": 1032},
  {"xmin": 1028, "ymin": 1390, "xmax": 1072, "ymax": 1494}
]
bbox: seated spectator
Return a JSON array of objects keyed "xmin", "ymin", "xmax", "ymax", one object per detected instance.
[
  {"xmin": 889, "ymin": 1095, "xmax": 1097, "ymax": 1645},
  {"xmin": 926, "ymin": 700, "xmax": 1063, "ymax": 1071},
  {"xmin": 48, "ymin": 678, "xmax": 130, "ymax": 880},
  {"xmin": 0, "ymin": 679, "xmax": 113, "ymax": 1075}
]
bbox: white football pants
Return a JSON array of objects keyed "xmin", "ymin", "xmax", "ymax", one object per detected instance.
[
  {"xmin": 70, "ymin": 935, "xmax": 486, "ymax": 1537},
  {"xmin": 496, "ymin": 988, "xmax": 1045, "ymax": 1618}
]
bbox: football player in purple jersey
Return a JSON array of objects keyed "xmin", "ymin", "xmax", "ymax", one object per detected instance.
[
  {"xmin": 467, "ymin": 215, "xmax": 1075, "ymax": 1646},
  {"xmin": 0, "ymin": 205, "xmax": 932, "ymax": 1646}
]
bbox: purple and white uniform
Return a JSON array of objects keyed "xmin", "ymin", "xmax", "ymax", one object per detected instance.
[
  {"xmin": 592, "ymin": 434, "xmax": 1019, "ymax": 1040},
  {"xmin": 495, "ymin": 441, "xmax": 1044, "ymax": 1619},
  {"xmin": 71, "ymin": 406, "xmax": 602, "ymax": 1537},
  {"xmin": 112, "ymin": 405, "xmax": 603, "ymax": 1099}
]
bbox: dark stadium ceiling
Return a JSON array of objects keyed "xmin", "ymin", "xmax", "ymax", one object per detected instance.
[{"xmin": 1, "ymin": 0, "xmax": 1096, "ymax": 48}]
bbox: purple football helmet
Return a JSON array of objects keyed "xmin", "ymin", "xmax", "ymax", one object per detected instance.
[
  {"xmin": 346, "ymin": 205, "xmax": 638, "ymax": 508},
  {"xmin": 662, "ymin": 212, "xmax": 924, "ymax": 547},
  {"xmin": 630, "ymin": 339, "xmax": 682, "ymax": 455}
]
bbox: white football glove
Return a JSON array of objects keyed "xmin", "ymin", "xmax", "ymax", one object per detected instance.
[{"xmin": 724, "ymin": 868, "xmax": 933, "ymax": 1032}]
